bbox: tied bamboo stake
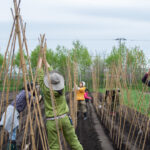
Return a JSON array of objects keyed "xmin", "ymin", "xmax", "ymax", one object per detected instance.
[
  {"xmin": 123, "ymin": 55, "xmax": 148, "ymax": 150},
  {"xmin": 13, "ymin": 0, "xmax": 36, "ymax": 149},
  {"xmin": 21, "ymin": 34, "xmax": 48, "ymax": 150},
  {"xmin": 92, "ymin": 67, "xmax": 97, "ymax": 107},
  {"xmin": 128, "ymin": 70, "xmax": 149, "ymax": 149},
  {"xmin": 67, "ymin": 54, "xmax": 74, "ymax": 125},
  {"xmin": 19, "ymin": 18, "xmax": 48, "ymax": 149},
  {"xmin": 100, "ymin": 68, "xmax": 109, "ymax": 123},
  {"xmin": 73, "ymin": 56, "xmax": 78, "ymax": 128},
  {"xmin": 0, "ymin": 30, "xmax": 17, "ymax": 150},
  {"xmin": 42, "ymin": 41, "xmax": 63, "ymax": 150},
  {"xmin": 113, "ymin": 66, "xmax": 122, "ymax": 143},
  {"xmin": 1, "ymin": 1, "xmax": 56, "ymax": 149},
  {"xmin": 119, "ymin": 52, "xmax": 137, "ymax": 149},
  {"xmin": 118, "ymin": 65, "xmax": 129, "ymax": 150},
  {"xmin": 110, "ymin": 66, "xmax": 120, "ymax": 141},
  {"xmin": 12, "ymin": 10, "xmax": 48, "ymax": 150},
  {"xmin": 1, "ymin": 33, "xmax": 17, "ymax": 150},
  {"xmin": 0, "ymin": 23, "xmax": 17, "ymax": 117},
  {"xmin": 0, "ymin": 0, "xmax": 21, "ymax": 79},
  {"xmin": 114, "ymin": 60, "xmax": 127, "ymax": 149}
]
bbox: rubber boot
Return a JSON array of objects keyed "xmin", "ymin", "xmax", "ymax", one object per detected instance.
[{"xmin": 7, "ymin": 141, "xmax": 17, "ymax": 150}]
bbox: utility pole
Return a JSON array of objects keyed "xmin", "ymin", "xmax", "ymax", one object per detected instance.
[{"xmin": 115, "ymin": 38, "xmax": 127, "ymax": 47}]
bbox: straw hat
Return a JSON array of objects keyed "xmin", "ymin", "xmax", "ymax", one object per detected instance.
[{"xmin": 44, "ymin": 71, "xmax": 64, "ymax": 91}]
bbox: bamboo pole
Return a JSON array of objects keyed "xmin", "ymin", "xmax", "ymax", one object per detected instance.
[
  {"xmin": 13, "ymin": 0, "xmax": 36, "ymax": 149},
  {"xmin": 42, "ymin": 42, "xmax": 63, "ymax": 150},
  {"xmin": 19, "ymin": 18, "xmax": 48, "ymax": 149}
]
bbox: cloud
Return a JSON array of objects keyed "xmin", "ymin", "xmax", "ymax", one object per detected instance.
[
  {"xmin": 0, "ymin": 0, "xmax": 150, "ymax": 57},
  {"xmin": 1, "ymin": 0, "xmax": 150, "ymax": 23}
]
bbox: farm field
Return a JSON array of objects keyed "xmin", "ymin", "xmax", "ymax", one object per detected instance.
[{"xmin": 1, "ymin": 0, "xmax": 150, "ymax": 150}]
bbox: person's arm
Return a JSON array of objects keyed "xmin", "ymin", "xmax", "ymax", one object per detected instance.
[
  {"xmin": 84, "ymin": 93, "xmax": 91, "ymax": 99},
  {"xmin": 37, "ymin": 57, "xmax": 45, "ymax": 88},
  {"xmin": 73, "ymin": 83, "xmax": 80, "ymax": 91},
  {"xmin": 37, "ymin": 58, "xmax": 53, "ymax": 87},
  {"xmin": 45, "ymin": 60, "xmax": 53, "ymax": 71},
  {"xmin": 142, "ymin": 69, "xmax": 150, "ymax": 87},
  {"xmin": 37, "ymin": 57, "xmax": 43, "ymax": 69},
  {"xmin": 38, "ymin": 95, "xmax": 42, "ymax": 102}
]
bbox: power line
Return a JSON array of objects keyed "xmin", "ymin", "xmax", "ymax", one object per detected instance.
[{"xmin": 115, "ymin": 38, "xmax": 127, "ymax": 47}]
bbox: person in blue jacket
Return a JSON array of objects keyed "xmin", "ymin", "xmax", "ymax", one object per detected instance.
[{"xmin": 0, "ymin": 83, "xmax": 40, "ymax": 150}]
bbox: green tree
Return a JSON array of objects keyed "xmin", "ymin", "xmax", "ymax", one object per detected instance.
[
  {"xmin": 54, "ymin": 45, "xmax": 68, "ymax": 76},
  {"xmin": 31, "ymin": 45, "xmax": 57, "ymax": 70},
  {"xmin": 30, "ymin": 46, "xmax": 41, "ymax": 69},
  {"xmin": 0, "ymin": 53, "xmax": 4, "ymax": 66},
  {"xmin": 71, "ymin": 40, "xmax": 92, "ymax": 80},
  {"xmin": 14, "ymin": 51, "xmax": 27, "ymax": 67},
  {"xmin": 127, "ymin": 47, "xmax": 146, "ymax": 68},
  {"xmin": 46, "ymin": 48, "xmax": 57, "ymax": 68},
  {"xmin": 106, "ymin": 44, "xmax": 146, "ymax": 69},
  {"xmin": 105, "ymin": 44, "xmax": 127, "ymax": 67},
  {"xmin": 93, "ymin": 55, "xmax": 105, "ymax": 86},
  {"xmin": 127, "ymin": 47, "xmax": 146, "ymax": 86},
  {"xmin": 105, "ymin": 44, "xmax": 146, "ymax": 87}
]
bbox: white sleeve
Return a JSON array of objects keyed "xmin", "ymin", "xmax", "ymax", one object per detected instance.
[{"xmin": 73, "ymin": 86, "xmax": 80, "ymax": 91}]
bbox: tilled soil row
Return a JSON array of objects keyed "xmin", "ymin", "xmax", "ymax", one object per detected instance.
[
  {"xmin": 96, "ymin": 102, "xmax": 150, "ymax": 150},
  {"xmin": 0, "ymin": 92, "xmax": 114, "ymax": 150},
  {"xmin": 76, "ymin": 102, "xmax": 114, "ymax": 150}
]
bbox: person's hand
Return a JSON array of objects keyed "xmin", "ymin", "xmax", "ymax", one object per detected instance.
[
  {"xmin": 38, "ymin": 95, "xmax": 42, "ymax": 102},
  {"xmin": 74, "ymin": 83, "xmax": 78, "ymax": 89}
]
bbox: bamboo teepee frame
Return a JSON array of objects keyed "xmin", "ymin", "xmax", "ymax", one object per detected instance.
[
  {"xmin": 0, "ymin": 0, "xmax": 50, "ymax": 149},
  {"xmin": 0, "ymin": 1, "xmax": 80, "ymax": 149}
]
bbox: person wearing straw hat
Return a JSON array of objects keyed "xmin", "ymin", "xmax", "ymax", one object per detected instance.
[
  {"xmin": 37, "ymin": 57, "xmax": 83, "ymax": 150},
  {"xmin": 75, "ymin": 81, "xmax": 87, "ymax": 120}
]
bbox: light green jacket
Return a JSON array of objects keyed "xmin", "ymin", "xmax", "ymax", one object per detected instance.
[{"xmin": 37, "ymin": 68, "xmax": 69, "ymax": 118}]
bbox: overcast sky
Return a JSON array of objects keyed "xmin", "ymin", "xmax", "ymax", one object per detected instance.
[{"xmin": 0, "ymin": 0, "xmax": 150, "ymax": 58}]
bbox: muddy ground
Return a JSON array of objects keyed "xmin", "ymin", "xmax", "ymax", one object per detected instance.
[
  {"xmin": 2, "ymin": 90, "xmax": 150, "ymax": 150},
  {"xmin": 76, "ymin": 107, "xmax": 102, "ymax": 150},
  {"xmin": 96, "ymin": 91, "xmax": 150, "ymax": 150},
  {"xmin": 0, "ymin": 92, "xmax": 113, "ymax": 150}
]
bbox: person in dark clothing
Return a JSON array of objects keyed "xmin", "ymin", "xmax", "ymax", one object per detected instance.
[
  {"xmin": 105, "ymin": 89, "xmax": 120, "ymax": 115},
  {"xmin": 142, "ymin": 70, "xmax": 150, "ymax": 86},
  {"xmin": 0, "ymin": 83, "xmax": 40, "ymax": 150},
  {"xmin": 142, "ymin": 70, "xmax": 150, "ymax": 116}
]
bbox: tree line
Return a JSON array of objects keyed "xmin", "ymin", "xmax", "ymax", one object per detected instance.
[{"xmin": 0, "ymin": 40, "xmax": 148, "ymax": 90}]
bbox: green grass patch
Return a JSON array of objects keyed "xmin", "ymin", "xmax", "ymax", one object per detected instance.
[
  {"xmin": 123, "ymin": 89, "xmax": 150, "ymax": 115},
  {"xmin": 99, "ymin": 88, "xmax": 150, "ymax": 115}
]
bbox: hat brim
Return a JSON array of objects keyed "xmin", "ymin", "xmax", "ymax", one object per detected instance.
[{"xmin": 44, "ymin": 72, "xmax": 64, "ymax": 91}]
